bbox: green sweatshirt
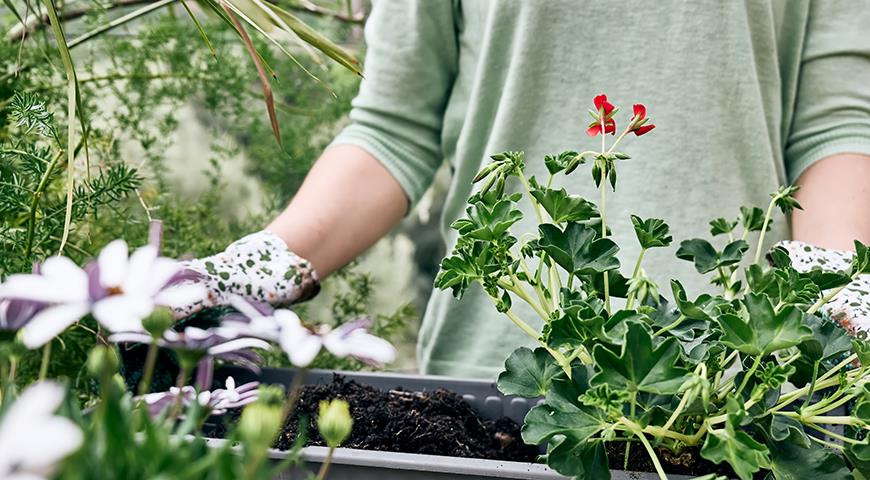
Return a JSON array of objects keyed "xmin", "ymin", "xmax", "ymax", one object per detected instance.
[{"xmin": 331, "ymin": 1, "xmax": 870, "ymax": 378}]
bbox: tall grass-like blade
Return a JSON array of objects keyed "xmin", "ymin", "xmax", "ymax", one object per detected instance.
[
  {"xmin": 39, "ymin": 0, "xmax": 83, "ymax": 255},
  {"xmin": 269, "ymin": 3, "xmax": 362, "ymax": 77},
  {"xmin": 180, "ymin": 0, "xmax": 217, "ymax": 57},
  {"xmin": 215, "ymin": 0, "xmax": 324, "ymax": 86},
  {"xmin": 66, "ymin": 0, "xmax": 178, "ymax": 49},
  {"xmin": 220, "ymin": 3, "xmax": 282, "ymax": 147}
]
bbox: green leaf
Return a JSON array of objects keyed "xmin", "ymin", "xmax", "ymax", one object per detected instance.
[
  {"xmin": 546, "ymin": 307, "xmax": 610, "ymax": 349},
  {"xmin": 538, "ymin": 223, "xmax": 620, "ymax": 274},
  {"xmin": 670, "ymin": 280, "xmax": 714, "ymax": 321},
  {"xmin": 700, "ymin": 404, "xmax": 770, "ymax": 480},
  {"xmin": 531, "ymin": 188, "xmax": 599, "ymax": 223},
  {"xmin": 757, "ymin": 414, "xmax": 810, "ymax": 448},
  {"xmin": 676, "ymin": 239, "xmax": 748, "ymax": 274},
  {"xmin": 853, "ymin": 240, "xmax": 870, "ymax": 275},
  {"xmin": 546, "ymin": 438, "xmax": 610, "ymax": 479},
  {"xmin": 578, "ymin": 384, "xmax": 628, "ymax": 419},
  {"xmin": 710, "ymin": 217, "xmax": 738, "ymax": 236},
  {"xmin": 544, "ymin": 150, "xmax": 585, "ymax": 175},
  {"xmin": 799, "ymin": 314, "xmax": 853, "ymax": 361},
  {"xmin": 451, "ymin": 198, "xmax": 522, "ymax": 242},
  {"xmin": 772, "ymin": 185, "xmax": 803, "ymax": 215},
  {"xmin": 591, "ymin": 322, "xmax": 690, "ymax": 394},
  {"xmin": 768, "ymin": 438, "xmax": 851, "ymax": 480},
  {"xmin": 740, "ymin": 206, "xmax": 768, "ymax": 232},
  {"xmin": 521, "ymin": 403, "xmax": 605, "ymax": 445},
  {"xmin": 717, "ymin": 294, "xmax": 813, "ymax": 355},
  {"xmin": 497, "ymin": 347, "xmax": 560, "ymax": 398},
  {"xmin": 630, "ymin": 215, "xmax": 673, "ymax": 249},
  {"xmin": 546, "ymin": 363, "xmax": 592, "ymax": 411}
]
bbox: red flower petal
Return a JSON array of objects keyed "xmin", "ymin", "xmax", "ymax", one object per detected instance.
[
  {"xmin": 633, "ymin": 103, "xmax": 646, "ymax": 120},
  {"xmin": 605, "ymin": 122, "xmax": 617, "ymax": 135},
  {"xmin": 593, "ymin": 94, "xmax": 608, "ymax": 111},
  {"xmin": 633, "ymin": 124, "xmax": 655, "ymax": 136},
  {"xmin": 586, "ymin": 124, "xmax": 602, "ymax": 137}
]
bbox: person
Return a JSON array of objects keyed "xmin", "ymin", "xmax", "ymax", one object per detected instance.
[{"xmin": 184, "ymin": 1, "xmax": 870, "ymax": 378}]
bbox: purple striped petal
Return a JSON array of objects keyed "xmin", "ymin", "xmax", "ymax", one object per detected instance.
[
  {"xmin": 163, "ymin": 268, "xmax": 206, "ymax": 288},
  {"xmin": 85, "ymin": 262, "xmax": 107, "ymax": 301}
]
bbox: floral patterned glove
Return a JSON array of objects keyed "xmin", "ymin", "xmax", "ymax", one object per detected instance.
[
  {"xmin": 178, "ymin": 230, "xmax": 320, "ymax": 317},
  {"xmin": 776, "ymin": 240, "xmax": 869, "ymax": 339}
]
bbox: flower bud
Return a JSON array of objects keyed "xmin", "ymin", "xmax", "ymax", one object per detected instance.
[
  {"xmin": 142, "ymin": 307, "xmax": 175, "ymax": 338},
  {"xmin": 317, "ymin": 399, "xmax": 353, "ymax": 448},
  {"xmin": 87, "ymin": 345, "xmax": 119, "ymax": 379},
  {"xmin": 238, "ymin": 385, "xmax": 284, "ymax": 451}
]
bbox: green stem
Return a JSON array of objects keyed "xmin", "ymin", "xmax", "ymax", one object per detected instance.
[
  {"xmin": 622, "ymin": 418, "xmax": 667, "ymax": 480},
  {"xmin": 499, "ymin": 278, "xmax": 550, "ymax": 321},
  {"xmin": 138, "ymin": 343, "xmax": 159, "ymax": 396},
  {"xmin": 282, "ymin": 367, "xmax": 307, "ymax": 421},
  {"xmin": 662, "ymin": 386, "xmax": 691, "ymax": 432},
  {"xmin": 653, "ymin": 315, "xmax": 686, "ymax": 337},
  {"xmin": 623, "ymin": 391, "xmax": 638, "ymax": 470},
  {"xmin": 752, "ymin": 197, "xmax": 777, "ymax": 265},
  {"xmin": 170, "ymin": 364, "xmax": 190, "ymax": 419},
  {"xmin": 517, "ymin": 170, "xmax": 545, "ymax": 225},
  {"xmin": 24, "ymin": 150, "xmax": 63, "ymax": 259},
  {"xmin": 7, "ymin": 357, "xmax": 17, "ymax": 393},
  {"xmin": 503, "ymin": 308, "xmax": 570, "ymax": 373},
  {"xmin": 800, "ymin": 360, "xmax": 820, "ymax": 411},
  {"xmin": 38, "ymin": 341, "xmax": 52, "ymax": 381},
  {"xmin": 518, "ymin": 256, "xmax": 549, "ymax": 310},
  {"xmin": 625, "ymin": 248, "xmax": 647, "ymax": 310},
  {"xmin": 600, "ymin": 184, "xmax": 611, "ymax": 314},
  {"xmin": 807, "ymin": 278, "xmax": 854, "ymax": 315},
  {"xmin": 315, "ymin": 446, "xmax": 336, "ymax": 480},
  {"xmin": 804, "ymin": 423, "xmax": 865, "ymax": 445},
  {"xmin": 734, "ymin": 355, "xmax": 763, "ymax": 399}
]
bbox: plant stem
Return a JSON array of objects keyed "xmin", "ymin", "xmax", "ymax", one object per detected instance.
[
  {"xmin": 38, "ymin": 341, "xmax": 52, "ymax": 381},
  {"xmin": 24, "ymin": 150, "xmax": 63, "ymax": 259},
  {"xmin": 7, "ymin": 357, "xmax": 17, "ymax": 395},
  {"xmin": 625, "ymin": 248, "xmax": 646, "ymax": 309},
  {"xmin": 499, "ymin": 278, "xmax": 550, "ymax": 321},
  {"xmin": 653, "ymin": 315, "xmax": 686, "ymax": 337},
  {"xmin": 621, "ymin": 418, "xmax": 667, "ymax": 480},
  {"xmin": 503, "ymin": 308, "xmax": 570, "ymax": 373},
  {"xmin": 170, "ymin": 364, "xmax": 190, "ymax": 419},
  {"xmin": 623, "ymin": 390, "xmax": 638, "ymax": 470},
  {"xmin": 138, "ymin": 343, "xmax": 159, "ymax": 396},
  {"xmin": 752, "ymin": 197, "xmax": 777, "ymax": 265},
  {"xmin": 734, "ymin": 354, "xmax": 763, "ymax": 399},
  {"xmin": 315, "ymin": 446, "xmax": 336, "ymax": 480},
  {"xmin": 282, "ymin": 367, "xmax": 307, "ymax": 421},
  {"xmin": 600, "ymin": 184, "xmax": 611, "ymax": 314},
  {"xmin": 662, "ymin": 388, "xmax": 691, "ymax": 432},
  {"xmin": 517, "ymin": 170, "xmax": 545, "ymax": 225},
  {"xmin": 807, "ymin": 279, "xmax": 854, "ymax": 315},
  {"xmin": 804, "ymin": 423, "xmax": 865, "ymax": 445},
  {"xmin": 800, "ymin": 360, "xmax": 820, "ymax": 411}
]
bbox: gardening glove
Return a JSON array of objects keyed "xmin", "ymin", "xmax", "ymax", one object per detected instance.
[
  {"xmin": 176, "ymin": 230, "xmax": 320, "ymax": 317},
  {"xmin": 776, "ymin": 240, "xmax": 869, "ymax": 339}
]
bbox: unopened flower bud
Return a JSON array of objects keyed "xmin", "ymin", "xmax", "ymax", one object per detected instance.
[
  {"xmin": 87, "ymin": 345, "xmax": 119, "ymax": 379},
  {"xmin": 317, "ymin": 399, "xmax": 352, "ymax": 448},
  {"xmin": 238, "ymin": 385, "xmax": 284, "ymax": 451},
  {"xmin": 143, "ymin": 308, "xmax": 175, "ymax": 338}
]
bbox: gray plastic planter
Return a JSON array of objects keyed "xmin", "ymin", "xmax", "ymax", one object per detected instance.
[{"xmin": 211, "ymin": 366, "xmax": 693, "ymax": 480}]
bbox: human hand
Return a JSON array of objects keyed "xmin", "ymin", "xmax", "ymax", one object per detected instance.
[{"xmin": 177, "ymin": 230, "xmax": 320, "ymax": 317}]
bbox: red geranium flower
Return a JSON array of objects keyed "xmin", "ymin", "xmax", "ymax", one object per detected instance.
[
  {"xmin": 586, "ymin": 94, "xmax": 617, "ymax": 137},
  {"xmin": 629, "ymin": 103, "xmax": 655, "ymax": 136}
]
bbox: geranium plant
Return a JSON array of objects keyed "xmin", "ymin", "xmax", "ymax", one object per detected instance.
[{"xmin": 436, "ymin": 95, "xmax": 870, "ymax": 479}]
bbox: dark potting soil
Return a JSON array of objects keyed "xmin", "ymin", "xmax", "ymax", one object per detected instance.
[
  {"xmin": 272, "ymin": 375, "xmax": 539, "ymax": 462},
  {"xmin": 213, "ymin": 375, "xmax": 744, "ymax": 477}
]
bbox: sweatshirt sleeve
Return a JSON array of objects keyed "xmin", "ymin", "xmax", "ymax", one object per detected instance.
[
  {"xmin": 784, "ymin": 0, "xmax": 870, "ymax": 184},
  {"xmin": 330, "ymin": 0, "xmax": 459, "ymax": 208}
]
